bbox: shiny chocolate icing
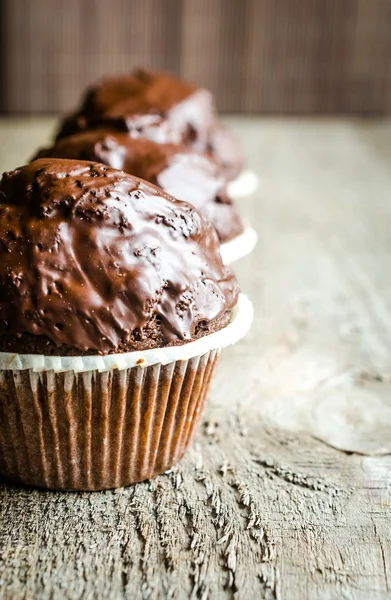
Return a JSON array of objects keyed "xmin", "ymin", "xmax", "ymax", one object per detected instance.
[
  {"xmin": 56, "ymin": 69, "xmax": 215, "ymax": 149},
  {"xmin": 207, "ymin": 125, "xmax": 244, "ymax": 181},
  {"xmin": 34, "ymin": 132, "xmax": 244, "ymax": 242},
  {"xmin": 0, "ymin": 159, "xmax": 239, "ymax": 354}
]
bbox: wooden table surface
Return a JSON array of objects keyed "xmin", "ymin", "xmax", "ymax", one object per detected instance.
[{"xmin": 0, "ymin": 118, "xmax": 390, "ymax": 600}]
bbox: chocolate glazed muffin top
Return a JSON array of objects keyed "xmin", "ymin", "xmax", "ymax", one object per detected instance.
[
  {"xmin": 34, "ymin": 132, "xmax": 244, "ymax": 243},
  {"xmin": 56, "ymin": 68, "xmax": 215, "ymax": 148},
  {"xmin": 0, "ymin": 158, "xmax": 239, "ymax": 355}
]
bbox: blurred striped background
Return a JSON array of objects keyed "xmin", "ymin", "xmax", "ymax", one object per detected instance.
[{"xmin": 1, "ymin": 0, "xmax": 390, "ymax": 115}]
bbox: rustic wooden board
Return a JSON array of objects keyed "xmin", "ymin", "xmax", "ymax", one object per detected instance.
[{"xmin": 0, "ymin": 118, "xmax": 390, "ymax": 599}]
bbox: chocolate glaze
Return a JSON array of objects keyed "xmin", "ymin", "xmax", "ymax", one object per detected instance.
[
  {"xmin": 56, "ymin": 69, "xmax": 215, "ymax": 149},
  {"xmin": 34, "ymin": 132, "xmax": 244, "ymax": 242},
  {"xmin": 0, "ymin": 159, "xmax": 239, "ymax": 354},
  {"xmin": 207, "ymin": 125, "xmax": 244, "ymax": 181}
]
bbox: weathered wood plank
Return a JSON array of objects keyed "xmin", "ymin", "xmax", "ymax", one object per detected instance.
[
  {"xmin": 0, "ymin": 118, "xmax": 390, "ymax": 600},
  {"xmin": 0, "ymin": 422, "xmax": 389, "ymax": 599}
]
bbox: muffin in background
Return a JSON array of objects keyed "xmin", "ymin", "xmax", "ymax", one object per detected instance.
[
  {"xmin": 0, "ymin": 158, "xmax": 251, "ymax": 491},
  {"xmin": 56, "ymin": 68, "xmax": 215, "ymax": 151},
  {"xmin": 55, "ymin": 68, "xmax": 244, "ymax": 182},
  {"xmin": 33, "ymin": 131, "xmax": 244, "ymax": 244}
]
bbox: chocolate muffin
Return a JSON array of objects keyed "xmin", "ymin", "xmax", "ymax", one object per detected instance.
[
  {"xmin": 55, "ymin": 68, "xmax": 244, "ymax": 181},
  {"xmin": 0, "ymin": 158, "xmax": 239, "ymax": 355},
  {"xmin": 0, "ymin": 158, "xmax": 248, "ymax": 491},
  {"xmin": 33, "ymin": 131, "xmax": 244, "ymax": 243},
  {"xmin": 56, "ymin": 68, "xmax": 215, "ymax": 150}
]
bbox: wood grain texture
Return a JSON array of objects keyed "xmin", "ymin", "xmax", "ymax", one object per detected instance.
[
  {"xmin": 2, "ymin": 0, "xmax": 391, "ymax": 115},
  {"xmin": 0, "ymin": 118, "xmax": 391, "ymax": 598}
]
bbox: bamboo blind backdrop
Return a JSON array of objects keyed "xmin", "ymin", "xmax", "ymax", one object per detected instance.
[{"xmin": 1, "ymin": 0, "xmax": 391, "ymax": 115}]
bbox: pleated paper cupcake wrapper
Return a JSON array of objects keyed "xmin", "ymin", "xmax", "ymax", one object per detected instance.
[
  {"xmin": 0, "ymin": 294, "xmax": 253, "ymax": 491},
  {"xmin": 0, "ymin": 351, "xmax": 219, "ymax": 491},
  {"xmin": 227, "ymin": 169, "xmax": 259, "ymax": 199},
  {"xmin": 220, "ymin": 223, "xmax": 258, "ymax": 265}
]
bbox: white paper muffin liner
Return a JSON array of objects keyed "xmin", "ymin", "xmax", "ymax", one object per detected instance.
[
  {"xmin": 0, "ymin": 294, "xmax": 253, "ymax": 374},
  {"xmin": 0, "ymin": 350, "xmax": 220, "ymax": 490},
  {"xmin": 227, "ymin": 169, "xmax": 259, "ymax": 199},
  {"xmin": 220, "ymin": 224, "xmax": 258, "ymax": 264},
  {"xmin": 0, "ymin": 294, "xmax": 253, "ymax": 490}
]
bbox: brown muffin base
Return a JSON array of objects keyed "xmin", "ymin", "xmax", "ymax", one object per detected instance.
[
  {"xmin": 0, "ymin": 311, "xmax": 231, "ymax": 356},
  {"xmin": 0, "ymin": 349, "xmax": 219, "ymax": 491}
]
